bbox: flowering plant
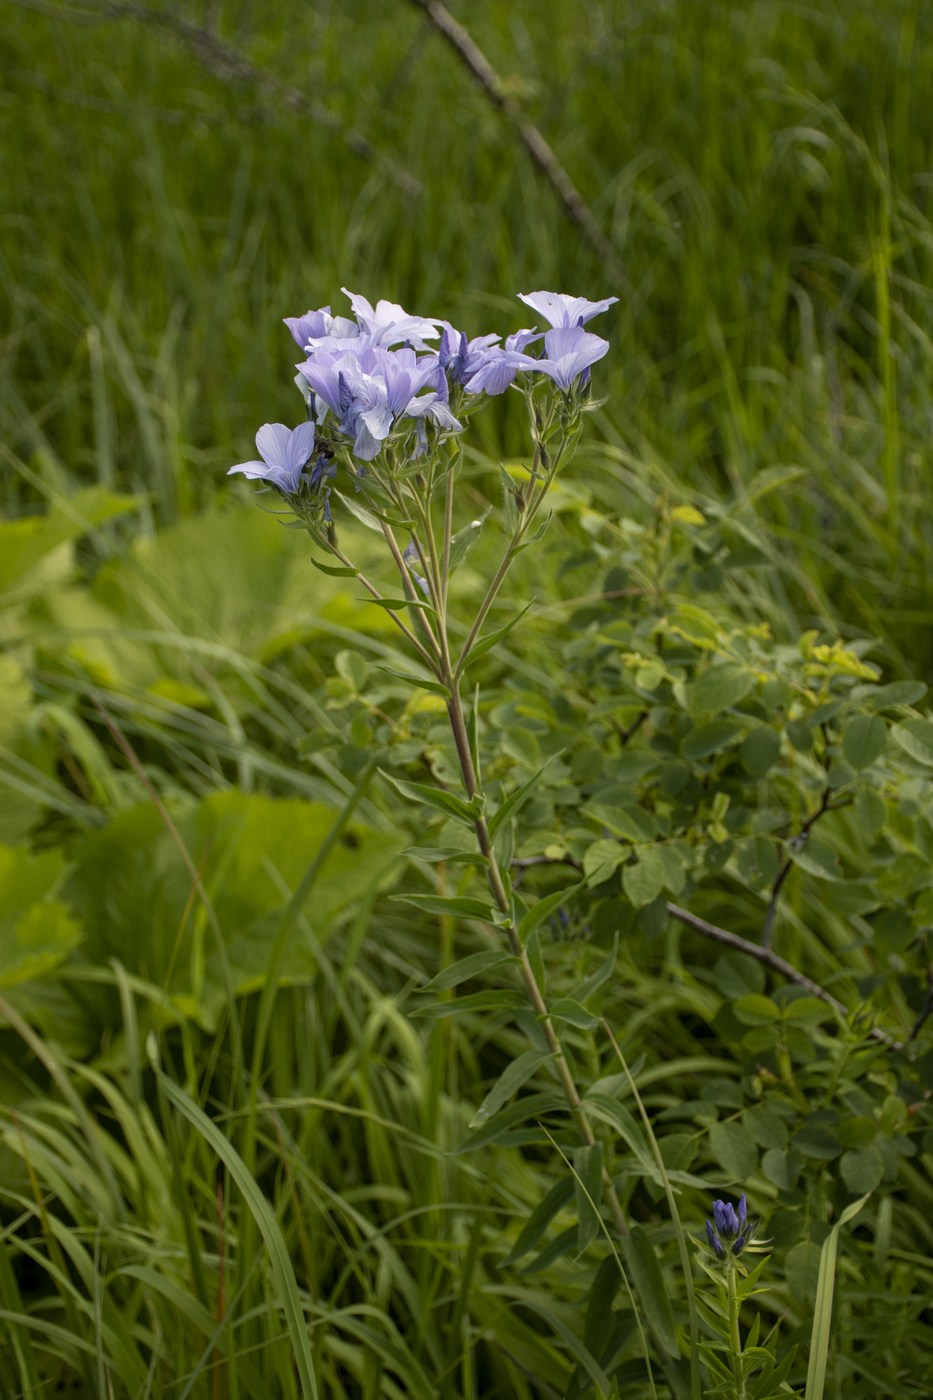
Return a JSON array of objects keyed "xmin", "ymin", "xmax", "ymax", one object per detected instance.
[{"xmin": 229, "ymin": 287, "xmax": 637, "ymax": 1234}]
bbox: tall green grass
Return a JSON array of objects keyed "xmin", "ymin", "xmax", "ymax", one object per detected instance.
[{"xmin": 3, "ymin": 0, "xmax": 933, "ymax": 665}]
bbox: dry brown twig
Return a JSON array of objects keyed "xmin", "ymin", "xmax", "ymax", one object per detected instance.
[{"xmin": 407, "ymin": 0, "xmax": 623, "ymax": 277}]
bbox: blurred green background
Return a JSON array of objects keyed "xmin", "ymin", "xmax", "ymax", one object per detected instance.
[
  {"xmin": 3, "ymin": 3, "xmax": 933, "ymax": 1396},
  {"xmin": 4, "ymin": 0, "xmax": 932, "ymax": 659}
]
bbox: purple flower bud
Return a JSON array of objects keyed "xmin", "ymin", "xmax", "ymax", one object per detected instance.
[{"xmin": 706, "ymin": 1220, "xmax": 725, "ymax": 1258}]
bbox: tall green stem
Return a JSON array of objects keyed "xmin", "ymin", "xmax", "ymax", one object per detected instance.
[
  {"xmin": 443, "ymin": 680, "xmax": 628, "ymax": 1238},
  {"xmin": 727, "ymin": 1265, "xmax": 747, "ymax": 1400}
]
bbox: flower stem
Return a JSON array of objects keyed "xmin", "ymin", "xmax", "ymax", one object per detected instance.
[
  {"xmin": 727, "ymin": 1265, "xmax": 747, "ymax": 1400},
  {"xmin": 443, "ymin": 680, "xmax": 628, "ymax": 1238}
]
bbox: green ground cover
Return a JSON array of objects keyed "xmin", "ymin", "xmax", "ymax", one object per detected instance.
[{"xmin": 2, "ymin": 1, "xmax": 933, "ymax": 1395}]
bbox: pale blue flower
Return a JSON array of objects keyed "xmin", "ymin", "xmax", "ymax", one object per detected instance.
[
  {"xmin": 439, "ymin": 324, "xmax": 501, "ymax": 385},
  {"xmin": 227, "ymin": 421, "xmax": 317, "ymax": 494},
  {"xmin": 531, "ymin": 326, "xmax": 609, "ymax": 392},
  {"xmin": 517, "ymin": 290, "xmax": 619, "ymax": 328},
  {"xmin": 341, "ymin": 288, "xmax": 441, "ymax": 350}
]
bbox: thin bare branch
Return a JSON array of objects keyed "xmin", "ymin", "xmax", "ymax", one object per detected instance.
[
  {"xmin": 17, "ymin": 0, "xmax": 421, "ymax": 197},
  {"xmin": 667, "ymin": 902, "xmax": 902, "ymax": 1049},
  {"xmin": 408, "ymin": 0, "xmax": 621, "ymax": 275}
]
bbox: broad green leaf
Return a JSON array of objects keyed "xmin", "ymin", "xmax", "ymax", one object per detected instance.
[
  {"xmin": 740, "ymin": 726, "xmax": 781, "ymax": 777},
  {"xmin": 787, "ymin": 1239, "xmax": 822, "ymax": 1301},
  {"xmin": 0, "ymin": 487, "xmax": 142, "ymax": 604},
  {"xmin": 714, "ymin": 952, "xmax": 765, "ymax": 998},
  {"xmin": 584, "ymin": 795, "xmax": 656, "ymax": 843},
  {"xmin": 64, "ymin": 793, "xmax": 403, "ymax": 1026},
  {"xmin": 743, "ymin": 1106, "xmax": 789, "ymax": 1150},
  {"xmin": 789, "ymin": 836, "xmax": 843, "ymax": 882},
  {"xmin": 785, "ymin": 996, "xmax": 834, "ymax": 1024},
  {"xmin": 842, "ymin": 715, "xmax": 887, "ymax": 770},
  {"xmin": 839, "ymin": 1146, "xmax": 884, "ymax": 1193},
  {"xmin": 853, "ymin": 787, "xmax": 886, "ymax": 841},
  {"xmin": 667, "ymin": 602, "xmax": 722, "ymax": 645},
  {"xmin": 891, "ymin": 718, "xmax": 933, "ymax": 767},
  {"xmin": 583, "ymin": 838, "xmax": 626, "ymax": 886},
  {"xmin": 761, "ymin": 1147, "xmax": 800, "ymax": 1190},
  {"xmin": 470, "ymin": 1050, "xmax": 552, "ymax": 1128},
  {"xmin": 686, "ymin": 662, "xmax": 756, "ymax": 713},
  {"xmin": 0, "ymin": 846, "xmax": 82, "ymax": 989},
  {"xmin": 794, "ymin": 1122, "xmax": 841, "ymax": 1160},
  {"xmin": 856, "ymin": 680, "xmax": 927, "ymax": 711},
  {"xmin": 622, "ymin": 849, "xmax": 666, "ymax": 909},
  {"xmin": 709, "ymin": 1121, "xmax": 758, "ymax": 1179},
  {"xmin": 681, "ymin": 719, "xmax": 742, "ymax": 761},
  {"xmin": 732, "ymin": 994, "xmax": 780, "ymax": 1026}
]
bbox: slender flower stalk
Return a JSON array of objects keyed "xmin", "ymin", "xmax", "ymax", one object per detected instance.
[{"xmin": 228, "ymin": 285, "xmax": 626, "ymax": 1236}]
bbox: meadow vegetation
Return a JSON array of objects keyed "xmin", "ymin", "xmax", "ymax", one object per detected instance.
[{"xmin": 2, "ymin": 1, "xmax": 933, "ymax": 1395}]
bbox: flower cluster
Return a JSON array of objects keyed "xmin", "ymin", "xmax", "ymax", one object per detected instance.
[
  {"xmin": 705, "ymin": 1195, "xmax": 751, "ymax": 1260},
  {"xmin": 228, "ymin": 287, "xmax": 617, "ymax": 500}
]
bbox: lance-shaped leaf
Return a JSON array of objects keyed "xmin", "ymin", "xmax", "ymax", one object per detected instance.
[
  {"xmin": 380, "ymin": 771, "xmax": 473, "ymax": 822},
  {"xmin": 488, "ymin": 754, "xmax": 560, "ymax": 839},
  {"xmin": 470, "ymin": 1049, "xmax": 553, "ymax": 1128}
]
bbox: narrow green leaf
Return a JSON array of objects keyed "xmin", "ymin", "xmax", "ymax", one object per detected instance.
[
  {"xmin": 403, "ymin": 845, "xmax": 487, "ymax": 867},
  {"xmin": 550, "ymin": 997, "xmax": 601, "ymax": 1031},
  {"xmin": 471, "ymin": 1050, "xmax": 553, "ymax": 1129},
  {"xmin": 393, "ymin": 892, "xmax": 493, "ymax": 920},
  {"xmin": 374, "ymin": 666, "xmax": 451, "ymax": 697},
  {"xmin": 488, "ymin": 757, "xmax": 558, "ymax": 840},
  {"xmin": 365, "ymin": 595, "xmax": 436, "ymax": 614},
  {"xmin": 421, "ymin": 949, "xmax": 515, "ymax": 992},
  {"xmin": 455, "ymin": 1090, "xmax": 565, "ymax": 1153},
  {"xmin": 380, "ymin": 771, "xmax": 472, "ymax": 822},
  {"xmin": 804, "ymin": 1195, "xmax": 871, "ymax": 1400},
  {"xmin": 411, "ymin": 989, "xmax": 525, "ymax": 1019},
  {"xmin": 518, "ymin": 882, "xmax": 582, "ymax": 943},
  {"xmin": 504, "ymin": 1176, "xmax": 575, "ymax": 1264},
  {"xmin": 620, "ymin": 1224, "xmax": 679, "ymax": 1356},
  {"xmin": 155, "ymin": 1069, "xmax": 319, "ymax": 1400},
  {"xmin": 308, "ymin": 556, "xmax": 358, "ymax": 577},
  {"xmin": 574, "ymin": 1142, "xmax": 604, "ymax": 1251},
  {"xmin": 461, "ymin": 603, "xmax": 533, "ymax": 670}
]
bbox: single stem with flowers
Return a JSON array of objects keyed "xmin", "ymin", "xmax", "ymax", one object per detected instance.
[{"xmin": 229, "ymin": 285, "xmax": 629, "ymax": 1233}]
